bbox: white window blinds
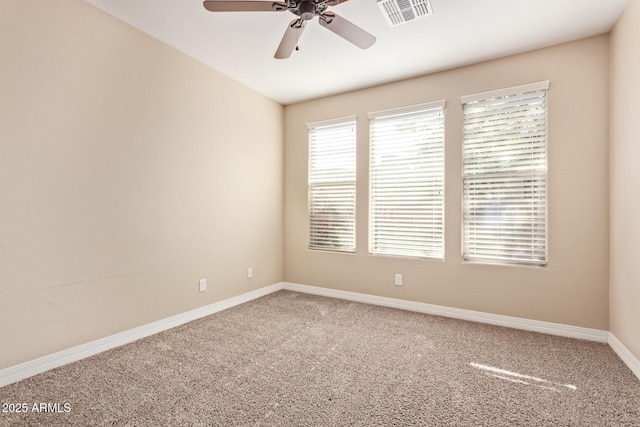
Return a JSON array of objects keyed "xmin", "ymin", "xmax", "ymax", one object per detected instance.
[
  {"xmin": 369, "ymin": 101, "xmax": 445, "ymax": 259},
  {"xmin": 462, "ymin": 81, "xmax": 548, "ymax": 266},
  {"xmin": 308, "ymin": 117, "xmax": 357, "ymax": 252}
]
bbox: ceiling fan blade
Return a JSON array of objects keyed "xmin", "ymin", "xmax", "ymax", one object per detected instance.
[
  {"xmin": 319, "ymin": 12, "xmax": 376, "ymax": 49},
  {"xmin": 203, "ymin": 1, "xmax": 286, "ymax": 12},
  {"xmin": 275, "ymin": 19, "xmax": 307, "ymax": 59}
]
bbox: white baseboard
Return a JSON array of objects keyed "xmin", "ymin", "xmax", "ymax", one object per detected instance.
[
  {"xmin": 609, "ymin": 333, "xmax": 640, "ymax": 381},
  {"xmin": 0, "ymin": 282, "xmax": 285, "ymax": 388},
  {"xmin": 1, "ymin": 281, "xmax": 624, "ymax": 389},
  {"xmin": 282, "ymin": 282, "xmax": 610, "ymax": 343}
]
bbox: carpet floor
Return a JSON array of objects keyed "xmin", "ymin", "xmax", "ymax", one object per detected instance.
[{"xmin": 1, "ymin": 290, "xmax": 639, "ymax": 426}]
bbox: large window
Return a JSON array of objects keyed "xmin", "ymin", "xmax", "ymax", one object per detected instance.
[
  {"xmin": 462, "ymin": 81, "xmax": 549, "ymax": 266},
  {"xmin": 308, "ymin": 117, "xmax": 357, "ymax": 252},
  {"xmin": 369, "ymin": 101, "xmax": 445, "ymax": 259}
]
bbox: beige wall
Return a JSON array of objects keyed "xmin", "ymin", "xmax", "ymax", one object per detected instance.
[
  {"xmin": 610, "ymin": 2, "xmax": 640, "ymax": 361},
  {"xmin": 0, "ymin": 0, "xmax": 283, "ymax": 369},
  {"xmin": 284, "ymin": 36, "xmax": 610, "ymax": 330}
]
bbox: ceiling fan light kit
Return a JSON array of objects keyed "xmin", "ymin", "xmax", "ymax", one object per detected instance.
[{"xmin": 202, "ymin": 0, "xmax": 376, "ymax": 58}]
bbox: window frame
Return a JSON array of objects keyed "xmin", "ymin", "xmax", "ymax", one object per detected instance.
[
  {"xmin": 461, "ymin": 81, "xmax": 549, "ymax": 267},
  {"xmin": 368, "ymin": 100, "xmax": 446, "ymax": 260},
  {"xmin": 307, "ymin": 116, "xmax": 357, "ymax": 253}
]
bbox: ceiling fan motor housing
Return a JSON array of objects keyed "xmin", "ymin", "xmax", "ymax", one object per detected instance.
[{"xmin": 298, "ymin": 1, "xmax": 317, "ymax": 20}]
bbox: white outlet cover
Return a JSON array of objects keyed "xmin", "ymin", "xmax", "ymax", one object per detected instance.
[
  {"xmin": 395, "ymin": 274, "xmax": 403, "ymax": 286},
  {"xmin": 199, "ymin": 278, "xmax": 206, "ymax": 292}
]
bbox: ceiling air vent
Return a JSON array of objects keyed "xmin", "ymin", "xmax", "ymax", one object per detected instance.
[{"xmin": 377, "ymin": 0, "xmax": 433, "ymax": 27}]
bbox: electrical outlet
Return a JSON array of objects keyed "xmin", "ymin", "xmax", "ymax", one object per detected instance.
[
  {"xmin": 247, "ymin": 267, "xmax": 253, "ymax": 279},
  {"xmin": 199, "ymin": 278, "xmax": 207, "ymax": 292},
  {"xmin": 395, "ymin": 274, "xmax": 403, "ymax": 286}
]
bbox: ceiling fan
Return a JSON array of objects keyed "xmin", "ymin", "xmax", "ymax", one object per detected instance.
[{"xmin": 202, "ymin": 0, "xmax": 376, "ymax": 59}]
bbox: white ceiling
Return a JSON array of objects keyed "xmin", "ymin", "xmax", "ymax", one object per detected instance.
[{"xmin": 85, "ymin": 0, "xmax": 628, "ymax": 105}]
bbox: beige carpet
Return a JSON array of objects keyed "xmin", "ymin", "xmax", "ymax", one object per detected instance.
[{"xmin": 1, "ymin": 290, "xmax": 639, "ymax": 426}]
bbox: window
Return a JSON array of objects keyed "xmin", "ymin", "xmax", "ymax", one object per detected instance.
[
  {"xmin": 462, "ymin": 81, "xmax": 549, "ymax": 266},
  {"xmin": 369, "ymin": 101, "xmax": 445, "ymax": 259},
  {"xmin": 308, "ymin": 117, "xmax": 357, "ymax": 252}
]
